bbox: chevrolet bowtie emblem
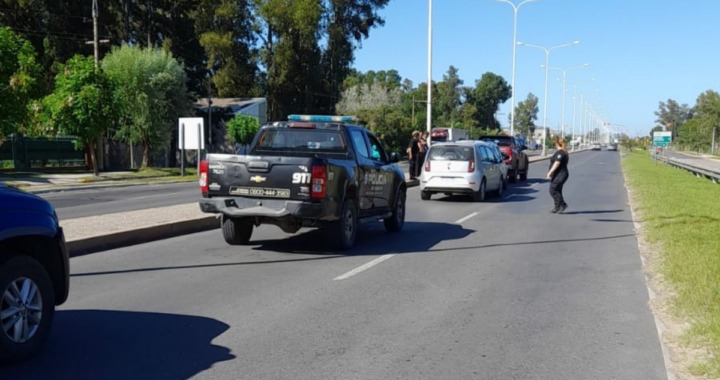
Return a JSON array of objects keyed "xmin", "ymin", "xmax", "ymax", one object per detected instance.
[{"xmin": 250, "ymin": 176, "xmax": 267, "ymax": 183}]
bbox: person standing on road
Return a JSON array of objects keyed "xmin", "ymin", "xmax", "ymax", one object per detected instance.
[
  {"xmin": 407, "ymin": 131, "xmax": 421, "ymax": 180},
  {"xmin": 416, "ymin": 131, "xmax": 429, "ymax": 177},
  {"xmin": 546, "ymin": 138, "xmax": 570, "ymax": 213}
]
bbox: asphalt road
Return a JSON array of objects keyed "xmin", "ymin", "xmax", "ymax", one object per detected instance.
[
  {"xmin": 42, "ymin": 181, "xmax": 200, "ymax": 220},
  {"xmin": 1, "ymin": 150, "xmax": 668, "ymax": 380}
]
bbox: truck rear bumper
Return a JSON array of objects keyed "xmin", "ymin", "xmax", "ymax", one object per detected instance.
[{"xmin": 199, "ymin": 197, "xmax": 329, "ymax": 220}]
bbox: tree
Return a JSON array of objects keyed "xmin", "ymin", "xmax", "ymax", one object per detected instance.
[
  {"xmin": 193, "ymin": 0, "xmax": 260, "ymax": 97},
  {"xmin": 0, "ymin": 27, "xmax": 42, "ymax": 139},
  {"xmin": 102, "ymin": 45, "xmax": 191, "ymax": 168},
  {"xmin": 36, "ymin": 55, "xmax": 115, "ymax": 175},
  {"xmin": 513, "ymin": 92, "xmax": 539, "ymax": 137},
  {"xmin": 436, "ymin": 66, "xmax": 463, "ymax": 127},
  {"xmin": 654, "ymin": 98, "xmax": 694, "ymax": 139},
  {"xmin": 226, "ymin": 113, "xmax": 261, "ymax": 151},
  {"xmin": 469, "ymin": 72, "xmax": 511, "ymax": 130}
]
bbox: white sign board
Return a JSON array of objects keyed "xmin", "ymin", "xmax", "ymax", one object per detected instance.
[{"xmin": 178, "ymin": 118, "xmax": 205, "ymax": 150}]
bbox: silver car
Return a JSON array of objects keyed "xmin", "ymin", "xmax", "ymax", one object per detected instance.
[{"xmin": 420, "ymin": 141, "xmax": 507, "ymax": 202}]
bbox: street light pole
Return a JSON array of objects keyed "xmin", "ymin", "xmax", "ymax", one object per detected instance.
[
  {"xmin": 426, "ymin": 0, "xmax": 433, "ymax": 147},
  {"xmin": 519, "ymin": 40, "xmax": 580, "ymax": 156},
  {"xmin": 486, "ymin": 0, "xmax": 546, "ymax": 136},
  {"xmin": 544, "ymin": 64, "xmax": 589, "ymax": 138}
]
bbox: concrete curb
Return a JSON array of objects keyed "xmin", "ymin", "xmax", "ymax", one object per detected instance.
[
  {"xmin": 67, "ymin": 215, "xmax": 219, "ymax": 258},
  {"xmin": 25, "ymin": 179, "xmax": 198, "ymax": 195}
]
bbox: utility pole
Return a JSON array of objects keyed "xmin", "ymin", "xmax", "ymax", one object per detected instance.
[
  {"xmin": 125, "ymin": 0, "xmax": 130, "ymax": 43},
  {"xmin": 712, "ymin": 127, "xmax": 717, "ymax": 156},
  {"xmin": 207, "ymin": 79, "xmax": 212, "ymax": 154},
  {"xmin": 86, "ymin": 0, "xmax": 110, "ymax": 171}
]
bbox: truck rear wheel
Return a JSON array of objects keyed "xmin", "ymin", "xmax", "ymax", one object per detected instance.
[
  {"xmin": 330, "ymin": 199, "xmax": 357, "ymax": 251},
  {"xmin": 222, "ymin": 216, "xmax": 253, "ymax": 245}
]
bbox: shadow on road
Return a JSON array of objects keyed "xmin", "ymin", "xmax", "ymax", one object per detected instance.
[
  {"xmin": 251, "ymin": 221, "xmax": 473, "ymax": 255},
  {"xmin": 432, "ymin": 186, "xmax": 539, "ymax": 203},
  {"xmin": 426, "ymin": 233, "xmax": 636, "ymax": 253},
  {"xmin": 563, "ymin": 209, "xmax": 624, "ymax": 215},
  {"xmin": 591, "ymin": 218, "xmax": 634, "ymax": 223},
  {"xmin": 0, "ymin": 310, "xmax": 234, "ymax": 380},
  {"xmin": 70, "ymin": 255, "xmax": 344, "ymax": 277}
]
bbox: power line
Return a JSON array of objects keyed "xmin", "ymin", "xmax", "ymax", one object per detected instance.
[{"xmin": 0, "ymin": 6, "xmax": 92, "ymax": 21}]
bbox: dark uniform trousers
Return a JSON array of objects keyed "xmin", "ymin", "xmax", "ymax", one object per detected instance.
[{"xmin": 549, "ymin": 170, "xmax": 569, "ymax": 208}]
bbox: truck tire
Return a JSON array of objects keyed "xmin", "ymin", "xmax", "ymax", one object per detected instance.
[
  {"xmin": 222, "ymin": 216, "xmax": 253, "ymax": 245},
  {"xmin": 519, "ymin": 159, "xmax": 529, "ymax": 181},
  {"xmin": 509, "ymin": 166, "xmax": 518, "ymax": 183},
  {"xmin": 384, "ymin": 191, "xmax": 406, "ymax": 232},
  {"xmin": 330, "ymin": 199, "xmax": 358, "ymax": 251},
  {"xmin": 0, "ymin": 255, "xmax": 56, "ymax": 365}
]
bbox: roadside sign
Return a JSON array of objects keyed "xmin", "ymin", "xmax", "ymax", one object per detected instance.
[
  {"xmin": 178, "ymin": 117, "xmax": 205, "ymax": 176},
  {"xmin": 653, "ymin": 131, "xmax": 671, "ymax": 147},
  {"xmin": 178, "ymin": 118, "xmax": 204, "ymax": 150}
]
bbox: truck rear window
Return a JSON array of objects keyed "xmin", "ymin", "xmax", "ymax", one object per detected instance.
[
  {"xmin": 254, "ymin": 129, "xmax": 347, "ymax": 153},
  {"xmin": 481, "ymin": 137, "xmax": 512, "ymax": 146},
  {"xmin": 428, "ymin": 146, "xmax": 474, "ymax": 161}
]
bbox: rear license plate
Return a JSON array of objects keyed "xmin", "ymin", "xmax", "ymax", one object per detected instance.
[
  {"xmin": 441, "ymin": 177, "xmax": 455, "ymax": 183},
  {"xmin": 229, "ymin": 187, "xmax": 291, "ymax": 198}
]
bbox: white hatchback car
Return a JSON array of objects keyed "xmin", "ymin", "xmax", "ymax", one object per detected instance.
[{"xmin": 420, "ymin": 141, "xmax": 508, "ymax": 202}]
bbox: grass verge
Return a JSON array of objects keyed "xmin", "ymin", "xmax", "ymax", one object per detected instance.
[{"xmin": 623, "ymin": 150, "xmax": 720, "ymax": 376}]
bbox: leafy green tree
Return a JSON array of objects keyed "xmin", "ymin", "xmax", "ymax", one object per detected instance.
[
  {"xmin": 469, "ymin": 72, "xmax": 511, "ymax": 130},
  {"xmin": 512, "ymin": 92, "xmax": 539, "ymax": 137},
  {"xmin": 193, "ymin": 0, "xmax": 259, "ymax": 97},
  {"xmin": 102, "ymin": 45, "xmax": 191, "ymax": 168},
  {"xmin": 436, "ymin": 66, "xmax": 463, "ymax": 127},
  {"xmin": 226, "ymin": 113, "xmax": 261, "ymax": 150},
  {"xmin": 0, "ymin": 27, "xmax": 42, "ymax": 139},
  {"xmin": 36, "ymin": 55, "xmax": 115, "ymax": 175},
  {"xmin": 654, "ymin": 98, "xmax": 694, "ymax": 139}
]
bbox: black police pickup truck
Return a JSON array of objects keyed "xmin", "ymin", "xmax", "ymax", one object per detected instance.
[{"xmin": 198, "ymin": 115, "xmax": 407, "ymax": 250}]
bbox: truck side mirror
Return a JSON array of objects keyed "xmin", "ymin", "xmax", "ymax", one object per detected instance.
[{"xmin": 389, "ymin": 152, "xmax": 400, "ymax": 163}]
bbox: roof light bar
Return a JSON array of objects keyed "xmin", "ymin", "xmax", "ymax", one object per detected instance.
[{"xmin": 288, "ymin": 115, "xmax": 356, "ymax": 123}]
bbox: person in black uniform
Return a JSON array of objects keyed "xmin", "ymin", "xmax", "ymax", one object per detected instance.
[
  {"xmin": 546, "ymin": 138, "xmax": 570, "ymax": 213},
  {"xmin": 407, "ymin": 131, "xmax": 421, "ymax": 179}
]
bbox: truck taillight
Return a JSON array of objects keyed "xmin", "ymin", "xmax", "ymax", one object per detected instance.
[
  {"xmin": 311, "ymin": 165, "xmax": 326, "ymax": 198},
  {"xmin": 468, "ymin": 159, "xmax": 475, "ymax": 172},
  {"xmin": 199, "ymin": 159, "xmax": 209, "ymax": 193},
  {"xmin": 425, "ymin": 160, "xmax": 431, "ymax": 172}
]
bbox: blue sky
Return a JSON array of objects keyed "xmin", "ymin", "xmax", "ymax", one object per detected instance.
[{"xmin": 353, "ymin": 0, "xmax": 720, "ymax": 137}]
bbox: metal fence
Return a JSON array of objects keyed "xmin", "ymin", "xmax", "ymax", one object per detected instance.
[
  {"xmin": 0, "ymin": 136, "xmax": 86, "ymax": 170},
  {"xmin": 653, "ymin": 150, "xmax": 720, "ymax": 184}
]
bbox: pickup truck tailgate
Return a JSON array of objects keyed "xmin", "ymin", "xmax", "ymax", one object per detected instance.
[{"xmin": 205, "ymin": 154, "xmax": 319, "ymax": 201}]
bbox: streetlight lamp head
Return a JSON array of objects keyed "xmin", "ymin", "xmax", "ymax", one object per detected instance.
[
  {"xmin": 572, "ymin": 40, "xmax": 581, "ymax": 45},
  {"xmin": 517, "ymin": 41, "xmax": 524, "ymax": 45},
  {"xmin": 582, "ymin": 63, "xmax": 590, "ymax": 67}
]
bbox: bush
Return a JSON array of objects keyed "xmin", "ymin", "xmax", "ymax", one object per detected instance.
[{"xmin": 226, "ymin": 113, "xmax": 260, "ymax": 148}]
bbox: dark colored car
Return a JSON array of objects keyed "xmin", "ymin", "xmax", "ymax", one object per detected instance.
[
  {"xmin": 478, "ymin": 135, "xmax": 529, "ymax": 182},
  {"xmin": 0, "ymin": 185, "xmax": 69, "ymax": 364},
  {"xmin": 199, "ymin": 115, "xmax": 407, "ymax": 250}
]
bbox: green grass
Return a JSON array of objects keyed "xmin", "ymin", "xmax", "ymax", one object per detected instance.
[{"xmin": 623, "ymin": 150, "xmax": 720, "ymax": 376}]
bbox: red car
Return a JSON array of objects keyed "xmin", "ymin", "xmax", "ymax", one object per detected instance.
[{"xmin": 479, "ymin": 135, "xmax": 529, "ymax": 182}]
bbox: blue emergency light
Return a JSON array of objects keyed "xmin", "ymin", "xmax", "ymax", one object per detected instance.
[{"xmin": 288, "ymin": 115, "xmax": 357, "ymax": 123}]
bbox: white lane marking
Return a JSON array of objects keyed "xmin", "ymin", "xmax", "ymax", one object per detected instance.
[
  {"xmin": 504, "ymin": 194, "xmax": 518, "ymax": 200},
  {"xmin": 334, "ymin": 254, "xmax": 396, "ymax": 281},
  {"xmin": 126, "ymin": 192, "xmax": 181, "ymax": 201},
  {"xmin": 454, "ymin": 212, "xmax": 479, "ymax": 224}
]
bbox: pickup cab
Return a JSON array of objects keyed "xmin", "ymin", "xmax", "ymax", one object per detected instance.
[
  {"xmin": 479, "ymin": 135, "xmax": 529, "ymax": 182},
  {"xmin": 198, "ymin": 115, "xmax": 407, "ymax": 250}
]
